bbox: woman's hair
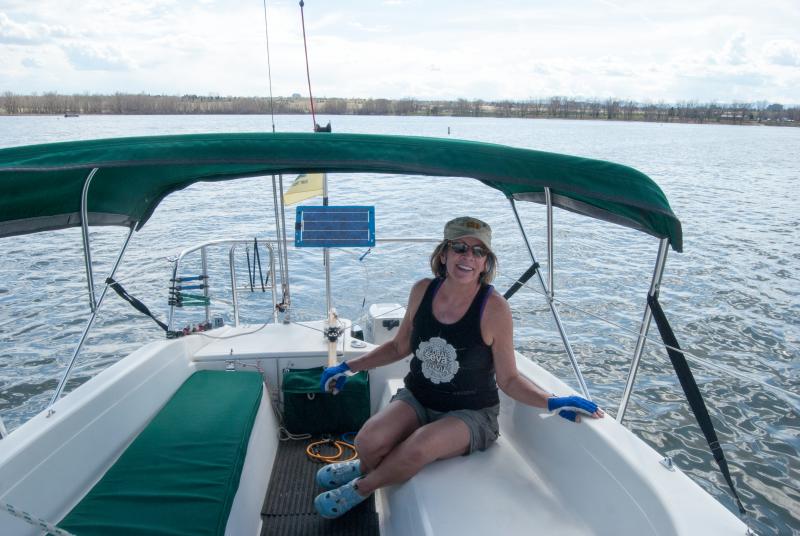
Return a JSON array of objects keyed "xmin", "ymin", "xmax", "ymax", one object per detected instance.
[{"xmin": 429, "ymin": 240, "xmax": 498, "ymax": 284}]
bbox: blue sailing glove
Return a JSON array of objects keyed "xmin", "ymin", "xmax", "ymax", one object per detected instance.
[
  {"xmin": 547, "ymin": 395, "xmax": 599, "ymax": 422},
  {"xmin": 320, "ymin": 361, "xmax": 350, "ymax": 395}
]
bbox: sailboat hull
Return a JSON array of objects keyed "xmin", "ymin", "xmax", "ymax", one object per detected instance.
[{"xmin": 0, "ymin": 323, "xmax": 747, "ymax": 535}]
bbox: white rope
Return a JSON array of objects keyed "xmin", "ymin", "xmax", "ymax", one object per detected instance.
[{"xmin": 2, "ymin": 502, "xmax": 74, "ymax": 536}]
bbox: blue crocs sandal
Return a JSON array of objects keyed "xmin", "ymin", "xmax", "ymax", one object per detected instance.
[
  {"xmin": 316, "ymin": 459, "xmax": 363, "ymax": 490},
  {"xmin": 314, "ymin": 478, "xmax": 367, "ymax": 519}
]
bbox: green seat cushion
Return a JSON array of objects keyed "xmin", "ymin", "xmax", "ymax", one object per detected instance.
[{"xmin": 59, "ymin": 370, "xmax": 263, "ymax": 536}]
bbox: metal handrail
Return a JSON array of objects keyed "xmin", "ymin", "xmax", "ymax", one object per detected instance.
[
  {"xmin": 229, "ymin": 242, "xmax": 278, "ymax": 325},
  {"xmin": 201, "ymin": 246, "xmax": 210, "ymax": 323},
  {"xmin": 168, "ymin": 239, "xmax": 278, "ymax": 331}
]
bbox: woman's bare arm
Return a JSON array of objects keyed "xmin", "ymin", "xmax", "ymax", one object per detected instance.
[{"xmin": 483, "ymin": 292, "xmax": 603, "ymax": 420}]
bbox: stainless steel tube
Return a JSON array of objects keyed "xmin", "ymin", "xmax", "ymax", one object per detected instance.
[
  {"xmin": 80, "ymin": 168, "xmax": 100, "ymax": 312},
  {"xmin": 48, "ymin": 225, "xmax": 135, "ymax": 410},
  {"xmin": 201, "ymin": 246, "xmax": 210, "ymax": 323},
  {"xmin": 167, "ymin": 259, "xmax": 178, "ymax": 332},
  {"xmin": 322, "ymin": 173, "xmax": 331, "ymax": 317},
  {"xmin": 171, "ymin": 239, "xmax": 279, "ymax": 327},
  {"xmin": 270, "ymin": 175, "xmax": 288, "ymax": 310},
  {"xmin": 545, "ymin": 187, "xmax": 554, "ymax": 298},
  {"xmin": 617, "ymin": 238, "xmax": 670, "ymax": 422},
  {"xmin": 509, "ymin": 198, "xmax": 591, "ymax": 400},
  {"xmin": 229, "ymin": 246, "xmax": 240, "ymax": 327},
  {"xmin": 278, "ymin": 173, "xmax": 292, "ymax": 319},
  {"xmin": 269, "ymin": 242, "xmax": 278, "ymax": 323}
]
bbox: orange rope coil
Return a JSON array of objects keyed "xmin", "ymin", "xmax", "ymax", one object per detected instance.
[{"xmin": 306, "ymin": 439, "xmax": 358, "ymax": 463}]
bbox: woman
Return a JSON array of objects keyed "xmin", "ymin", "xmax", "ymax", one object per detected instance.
[{"xmin": 314, "ymin": 216, "xmax": 604, "ymax": 519}]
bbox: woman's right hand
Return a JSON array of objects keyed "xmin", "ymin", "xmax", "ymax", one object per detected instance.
[{"xmin": 320, "ymin": 362, "xmax": 350, "ymax": 394}]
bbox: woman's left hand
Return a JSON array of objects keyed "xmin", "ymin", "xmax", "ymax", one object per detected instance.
[{"xmin": 547, "ymin": 395, "xmax": 605, "ymax": 422}]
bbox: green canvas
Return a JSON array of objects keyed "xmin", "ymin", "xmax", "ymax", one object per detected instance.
[
  {"xmin": 282, "ymin": 366, "xmax": 371, "ymax": 434},
  {"xmin": 58, "ymin": 370, "xmax": 263, "ymax": 536},
  {"xmin": 0, "ymin": 133, "xmax": 682, "ymax": 250}
]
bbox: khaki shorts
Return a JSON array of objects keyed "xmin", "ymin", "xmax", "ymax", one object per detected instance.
[{"xmin": 391, "ymin": 388, "xmax": 500, "ymax": 454}]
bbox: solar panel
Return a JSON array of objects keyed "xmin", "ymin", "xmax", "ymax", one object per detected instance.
[{"xmin": 294, "ymin": 206, "xmax": 375, "ymax": 248}]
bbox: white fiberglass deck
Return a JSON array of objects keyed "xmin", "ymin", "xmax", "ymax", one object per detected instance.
[
  {"xmin": 380, "ymin": 435, "xmax": 593, "ymax": 535},
  {"xmin": 374, "ymin": 368, "xmax": 747, "ymax": 536}
]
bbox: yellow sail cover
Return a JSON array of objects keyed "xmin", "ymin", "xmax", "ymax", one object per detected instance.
[{"xmin": 283, "ymin": 173, "xmax": 324, "ymax": 205}]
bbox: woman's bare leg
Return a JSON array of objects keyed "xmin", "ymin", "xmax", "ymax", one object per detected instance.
[
  {"xmin": 355, "ymin": 416, "xmax": 470, "ymax": 496},
  {"xmin": 355, "ymin": 400, "xmax": 421, "ymax": 472}
]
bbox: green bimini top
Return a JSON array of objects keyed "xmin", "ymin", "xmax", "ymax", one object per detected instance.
[{"xmin": 0, "ymin": 132, "xmax": 682, "ymax": 251}]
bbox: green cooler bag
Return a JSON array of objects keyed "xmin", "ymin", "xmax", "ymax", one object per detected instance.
[{"xmin": 282, "ymin": 366, "xmax": 370, "ymax": 434}]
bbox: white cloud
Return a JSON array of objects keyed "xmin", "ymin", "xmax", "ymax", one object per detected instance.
[
  {"xmin": 0, "ymin": 12, "xmax": 75, "ymax": 44},
  {"xmin": 763, "ymin": 39, "xmax": 800, "ymax": 67},
  {"xmin": 21, "ymin": 57, "xmax": 43, "ymax": 68},
  {"xmin": 1, "ymin": 1, "xmax": 798, "ymax": 103},
  {"xmin": 721, "ymin": 32, "xmax": 749, "ymax": 66},
  {"xmin": 0, "ymin": 12, "xmax": 39, "ymax": 44},
  {"xmin": 0, "ymin": 12, "xmax": 46, "ymax": 44},
  {"xmin": 63, "ymin": 43, "xmax": 134, "ymax": 71}
]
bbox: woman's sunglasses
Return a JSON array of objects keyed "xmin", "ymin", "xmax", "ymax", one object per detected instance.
[{"xmin": 449, "ymin": 240, "xmax": 489, "ymax": 258}]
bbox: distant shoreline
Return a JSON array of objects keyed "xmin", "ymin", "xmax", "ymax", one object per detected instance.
[
  {"xmin": 3, "ymin": 113, "xmax": 795, "ymax": 129},
  {"xmin": 2, "ymin": 94, "xmax": 797, "ymax": 127}
]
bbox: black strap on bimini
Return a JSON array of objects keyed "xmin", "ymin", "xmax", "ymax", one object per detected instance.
[
  {"xmin": 647, "ymin": 294, "xmax": 747, "ymax": 517},
  {"xmin": 106, "ymin": 277, "xmax": 168, "ymax": 332},
  {"xmin": 503, "ymin": 263, "xmax": 540, "ymax": 300}
]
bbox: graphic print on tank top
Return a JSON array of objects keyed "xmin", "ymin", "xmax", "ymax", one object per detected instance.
[{"xmin": 415, "ymin": 336, "xmax": 459, "ymax": 384}]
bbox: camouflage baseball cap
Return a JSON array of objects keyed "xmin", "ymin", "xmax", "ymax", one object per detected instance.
[{"xmin": 443, "ymin": 216, "xmax": 492, "ymax": 250}]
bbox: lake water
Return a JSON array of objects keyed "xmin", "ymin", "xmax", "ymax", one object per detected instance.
[{"xmin": 1, "ymin": 114, "xmax": 798, "ymax": 535}]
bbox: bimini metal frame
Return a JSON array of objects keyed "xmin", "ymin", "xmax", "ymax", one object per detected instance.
[
  {"xmin": 617, "ymin": 238, "xmax": 670, "ymax": 422},
  {"xmin": 509, "ymin": 193, "xmax": 671, "ymax": 412},
  {"xmin": 510, "ymin": 194, "xmax": 591, "ymax": 400},
  {"xmin": 48, "ymin": 169, "xmax": 287, "ymax": 415},
  {"xmin": 49, "ymin": 168, "xmax": 137, "ymax": 413},
  {"xmin": 81, "ymin": 168, "xmax": 100, "ymax": 312}
]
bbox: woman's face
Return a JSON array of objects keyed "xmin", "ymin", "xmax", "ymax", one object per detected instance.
[{"xmin": 442, "ymin": 237, "xmax": 488, "ymax": 285}]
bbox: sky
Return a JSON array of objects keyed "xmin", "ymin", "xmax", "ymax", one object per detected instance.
[{"xmin": 1, "ymin": 0, "xmax": 799, "ymax": 104}]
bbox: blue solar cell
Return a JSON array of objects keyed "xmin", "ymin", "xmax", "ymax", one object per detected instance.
[{"xmin": 295, "ymin": 206, "xmax": 375, "ymax": 247}]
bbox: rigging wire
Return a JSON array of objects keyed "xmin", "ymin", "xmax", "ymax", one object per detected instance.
[
  {"xmin": 261, "ymin": 0, "xmax": 276, "ymax": 132},
  {"xmin": 298, "ymin": 0, "xmax": 318, "ymax": 130},
  {"xmin": 493, "ymin": 271, "xmax": 800, "ymax": 406}
]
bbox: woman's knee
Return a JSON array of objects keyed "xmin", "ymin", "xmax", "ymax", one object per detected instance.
[
  {"xmin": 397, "ymin": 437, "xmax": 431, "ymax": 467},
  {"xmin": 355, "ymin": 401, "xmax": 420, "ymax": 458},
  {"xmin": 402, "ymin": 419, "xmax": 470, "ymax": 463},
  {"xmin": 354, "ymin": 426, "xmax": 391, "ymax": 460}
]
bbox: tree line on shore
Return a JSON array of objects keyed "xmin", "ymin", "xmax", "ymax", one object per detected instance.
[{"xmin": 1, "ymin": 91, "xmax": 797, "ymax": 126}]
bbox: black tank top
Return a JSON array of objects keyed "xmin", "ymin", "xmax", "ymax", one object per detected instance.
[{"xmin": 404, "ymin": 278, "xmax": 500, "ymax": 411}]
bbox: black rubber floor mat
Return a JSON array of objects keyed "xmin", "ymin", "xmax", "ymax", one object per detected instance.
[{"xmin": 261, "ymin": 439, "xmax": 379, "ymax": 535}]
